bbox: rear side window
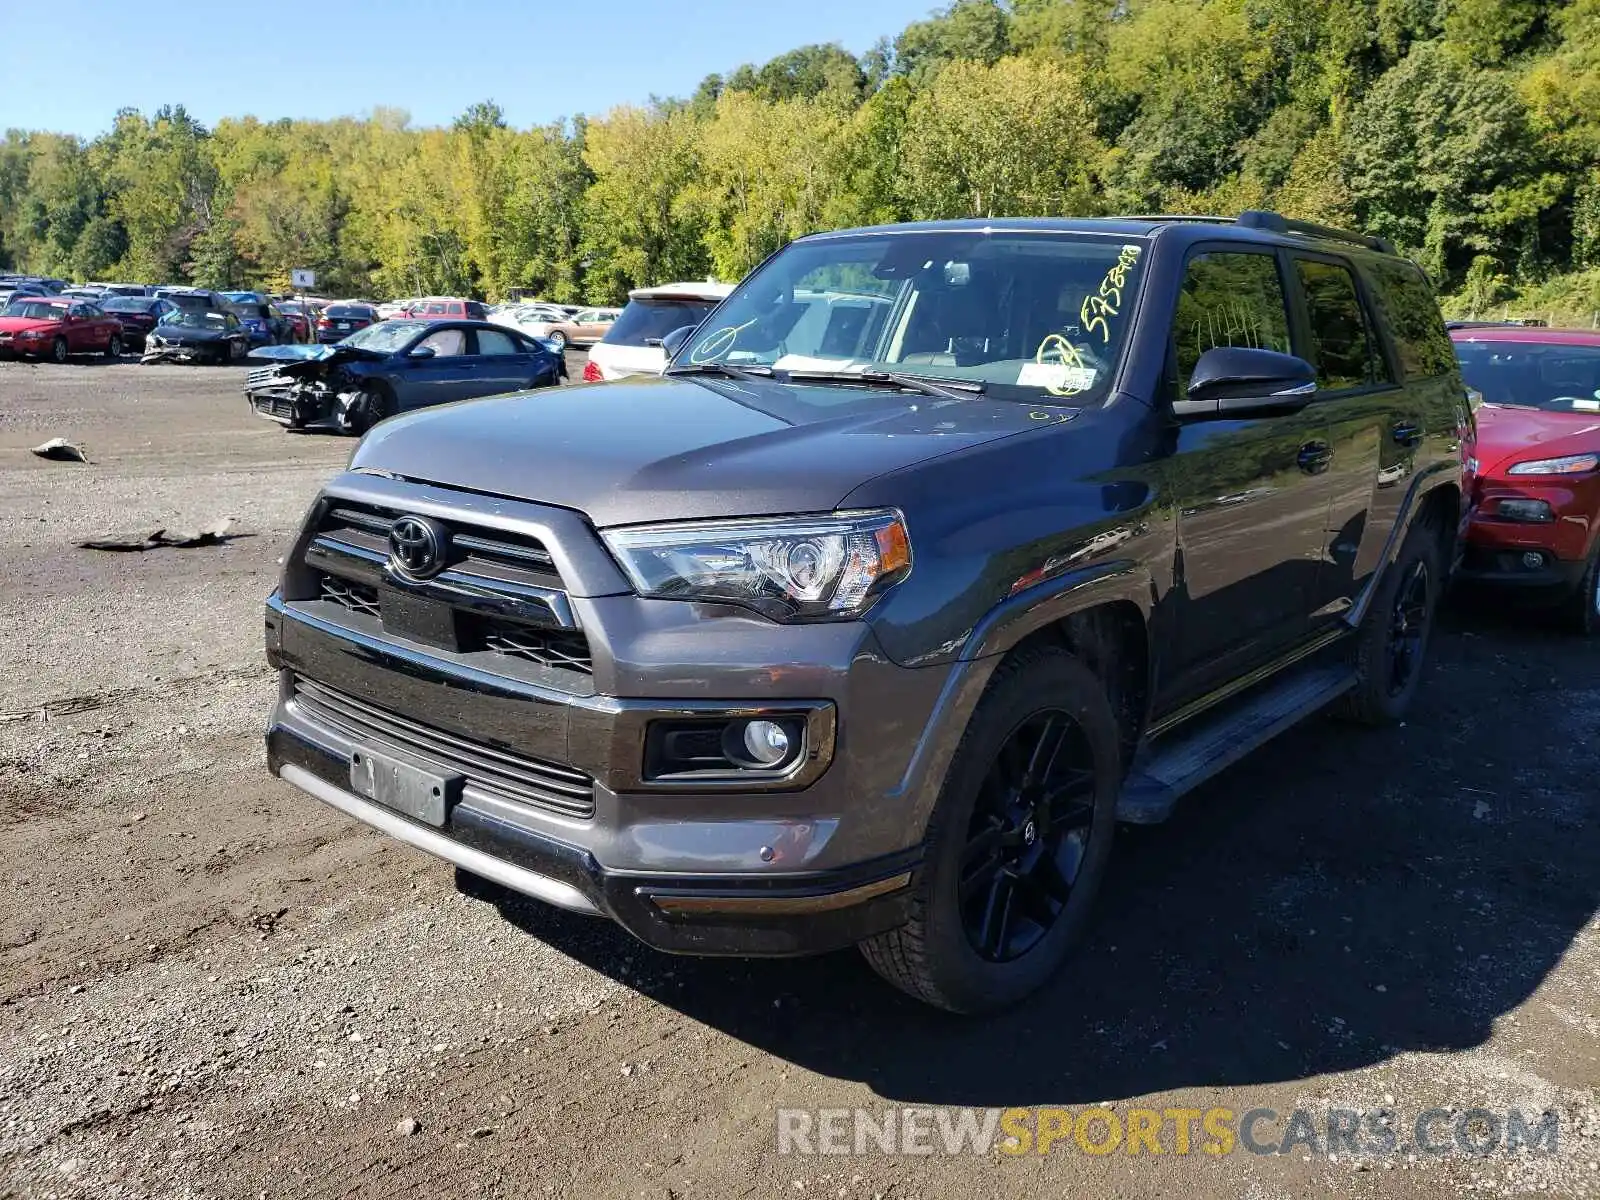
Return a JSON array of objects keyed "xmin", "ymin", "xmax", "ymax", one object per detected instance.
[
  {"xmin": 465, "ymin": 302, "xmax": 487, "ymax": 320},
  {"xmin": 1294, "ymin": 259, "xmax": 1383, "ymax": 390},
  {"xmin": 473, "ymin": 328, "xmax": 520, "ymax": 356},
  {"xmin": 1363, "ymin": 259, "xmax": 1455, "ymax": 379},
  {"xmin": 1174, "ymin": 251, "xmax": 1291, "ymax": 391},
  {"xmin": 605, "ymin": 299, "xmax": 718, "ymax": 347}
]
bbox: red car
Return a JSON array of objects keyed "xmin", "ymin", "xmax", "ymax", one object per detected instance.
[
  {"xmin": 1451, "ymin": 326, "xmax": 1600, "ymax": 633},
  {"xmin": 276, "ymin": 301, "xmax": 312, "ymax": 342},
  {"xmin": 0, "ymin": 296, "xmax": 126, "ymax": 362}
]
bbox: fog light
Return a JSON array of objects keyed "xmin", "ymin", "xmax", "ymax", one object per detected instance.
[
  {"xmin": 1497, "ymin": 498, "xmax": 1553, "ymax": 523},
  {"xmin": 1521, "ymin": 551, "xmax": 1546, "ymax": 570},
  {"xmin": 739, "ymin": 719, "xmax": 791, "ymax": 767}
]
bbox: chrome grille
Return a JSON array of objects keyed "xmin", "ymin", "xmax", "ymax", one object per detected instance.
[
  {"xmin": 480, "ymin": 619, "xmax": 593, "ymax": 675},
  {"xmin": 246, "ymin": 366, "xmax": 285, "ymax": 390},
  {"xmin": 319, "ymin": 575, "xmax": 380, "ymax": 617},
  {"xmin": 291, "ymin": 677, "xmax": 595, "ymax": 818},
  {"xmin": 318, "ymin": 502, "xmax": 559, "ymax": 583}
]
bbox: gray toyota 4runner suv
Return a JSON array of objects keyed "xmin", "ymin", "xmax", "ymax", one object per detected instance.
[{"xmin": 265, "ymin": 212, "xmax": 1470, "ymax": 1013}]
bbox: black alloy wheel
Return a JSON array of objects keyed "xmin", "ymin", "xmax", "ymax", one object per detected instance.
[
  {"xmin": 959, "ymin": 710, "xmax": 1097, "ymax": 962},
  {"xmin": 1386, "ymin": 559, "xmax": 1431, "ymax": 697}
]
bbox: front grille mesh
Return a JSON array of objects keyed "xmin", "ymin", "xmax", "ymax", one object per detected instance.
[
  {"xmin": 319, "ymin": 575, "xmax": 380, "ymax": 617},
  {"xmin": 479, "ymin": 620, "xmax": 593, "ymax": 674},
  {"xmin": 291, "ymin": 677, "xmax": 595, "ymax": 818}
]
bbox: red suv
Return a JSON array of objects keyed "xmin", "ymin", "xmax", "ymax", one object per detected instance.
[
  {"xmin": 405, "ymin": 297, "xmax": 489, "ymax": 321},
  {"xmin": 1451, "ymin": 326, "xmax": 1600, "ymax": 633}
]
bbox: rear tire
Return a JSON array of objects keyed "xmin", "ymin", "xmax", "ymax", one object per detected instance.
[
  {"xmin": 1335, "ymin": 515, "xmax": 1444, "ymax": 726},
  {"xmin": 546, "ymin": 330, "xmax": 567, "ymax": 352},
  {"xmin": 1563, "ymin": 544, "xmax": 1600, "ymax": 636},
  {"xmin": 860, "ymin": 646, "xmax": 1120, "ymax": 1014}
]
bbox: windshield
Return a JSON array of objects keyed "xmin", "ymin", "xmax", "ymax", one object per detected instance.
[
  {"xmin": 607, "ymin": 298, "xmax": 720, "ymax": 347},
  {"xmin": 165, "ymin": 293, "xmax": 213, "ymax": 310},
  {"xmin": 160, "ymin": 310, "xmax": 229, "ymax": 330},
  {"xmin": 101, "ymin": 297, "xmax": 156, "ymax": 313},
  {"xmin": 1455, "ymin": 340, "xmax": 1600, "ymax": 414},
  {"xmin": 340, "ymin": 320, "xmax": 425, "ymax": 351},
  {"xmin": 676, "ymin": 230, "xmax": 1148, "ymax": 401},
  {"xmin": 3, "ymin": 300, "xmax": 66, "ymax": 320}
]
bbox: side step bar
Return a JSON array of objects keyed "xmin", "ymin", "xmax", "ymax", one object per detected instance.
[{"xmin": 1116, "ymin": 665, "xmax": 1357, "ymax": 824}]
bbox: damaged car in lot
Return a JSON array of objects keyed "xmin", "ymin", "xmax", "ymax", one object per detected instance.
[
  {"xmin": 244, "ymin": 319, "xmax": 566, "ymax": 435},
  {"xmin": 141, "ymin": 308, "xmax": 252, "ymax": 364}
]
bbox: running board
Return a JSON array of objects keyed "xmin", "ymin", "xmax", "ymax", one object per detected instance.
[{"xmin": 1116, "ymin": 665, "xmax": 1357, "ymax": 824}]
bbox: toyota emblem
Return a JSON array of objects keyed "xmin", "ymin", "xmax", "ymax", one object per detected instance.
[{"xmin": 387, "ymin": 515, "xmax": 448, "ymax": 580}]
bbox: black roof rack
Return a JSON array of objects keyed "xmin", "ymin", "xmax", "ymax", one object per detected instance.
[{"xmin": 1235, "ymin": 210, "xmax": 1397, "ymax": 256}]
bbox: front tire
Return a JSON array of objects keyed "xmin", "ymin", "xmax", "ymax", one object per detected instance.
[
  {"xmin": 1336, "ymin": 515, "xmax": 1444, "ymax": 725},
  {"xmin": 106, "ymin": 333, "xmax": 122, "ymax": 358},
  {"xmin": 51, "ymin": 337, "xmax": 69, "ymax": 364},
  {"xmin": 860, "ymin": 647, "xmax": 1121, "ymax": 1014},
  {"xmin": 1563, "ymin": 544, "xmax": 1600, "ymax": 636},
  {"xmin": 344, "ymin": 385, "xmax": 393, "ymax": 436}
]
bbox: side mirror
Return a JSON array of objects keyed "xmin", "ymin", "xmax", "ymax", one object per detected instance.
[
  {"xmin": 1174, "ymin": 347, "xmax": 1317, "ymax": 419},
  {"xmin": 656, "ymin": 325, "xmax": 699, "ymax": 358},
  {"xmin": 408, "ymin": 345, "xmax": 437, "ymax": 359}
]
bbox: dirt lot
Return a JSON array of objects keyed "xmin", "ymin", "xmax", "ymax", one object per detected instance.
[{"xmin": 0, "ymin": 358, "xmax": 1596, "ymax": 1200}]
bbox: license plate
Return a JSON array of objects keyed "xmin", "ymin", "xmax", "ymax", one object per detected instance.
[
  {"xmin": 336, "ymin": 321, "xmax": 351, "ymax": 329},
  {"xmin": 379, "ymin": 586, "xmax": 461, "ymax": 651},
  {"xmin": 349, "ymin": 747, "xmax": 460, "ymax": 826}
]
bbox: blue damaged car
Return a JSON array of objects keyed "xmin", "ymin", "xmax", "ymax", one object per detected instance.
[{"xmin": 244, "ymin": 318, "xmax": 567, "ymax": 435}]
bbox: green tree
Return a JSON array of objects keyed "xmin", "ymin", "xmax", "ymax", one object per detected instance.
[
  {"xmin": 580, "ymin": 105, "xmax": 708, "ymax": 299},
  {"xmin": 899, "ymin": 57, "xmax": 1105, "ymax": 218}
]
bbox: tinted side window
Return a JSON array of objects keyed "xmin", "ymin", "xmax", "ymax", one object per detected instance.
[
  {"xmin": 473, "ymin": 328, "xmax": 519, "ymax": 356},
  {"xmin": 1363, "ymin": 259, "xmax": 1455, "ymax": 379},
  {"xmin": 1294, "ymin": 259, "xmax": 1377, "ymax": 390},
  {"xmin": 1174, "ymin": 251, "xmax": 1291, "ymax": 391}
]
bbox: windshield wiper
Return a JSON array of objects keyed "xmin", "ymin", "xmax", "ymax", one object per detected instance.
[
  {"xmin": 785, "ymin": 369, "xmax": 986, "ymax": 403},
  {"xmin": 664, "ymin": 361, "xmax": 775, "ymax": 383}
]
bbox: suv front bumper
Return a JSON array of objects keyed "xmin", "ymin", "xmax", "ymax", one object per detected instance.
[{"xmin": 265, "ymin": 593, "xmax": 950, "ymax": 956}]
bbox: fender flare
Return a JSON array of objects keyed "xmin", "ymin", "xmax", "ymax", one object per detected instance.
[{"xmin": 883, "ymin": 558, "xmax": 1157, "ymax": 843}]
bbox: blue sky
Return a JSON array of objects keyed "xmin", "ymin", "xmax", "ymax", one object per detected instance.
[{"xmin": 0, "ymin": 0, "xmax": 937, "ymax": 137}]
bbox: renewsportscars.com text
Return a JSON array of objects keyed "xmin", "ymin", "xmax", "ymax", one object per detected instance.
[{"xmin": 776, "ymin": 1105, "xmax": 1560, "ymax": 1158}]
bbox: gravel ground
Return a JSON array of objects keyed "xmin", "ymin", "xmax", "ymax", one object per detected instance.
[{"xmin": 0, "ymin": 357, "xmax": 1596, "ymax": 1199}]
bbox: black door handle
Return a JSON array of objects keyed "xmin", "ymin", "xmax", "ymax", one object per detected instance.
[
  {"xmin": 1393, "ymin": 422, "xmax": 1424, "ymax": 448},
  {"xmin": 1297, "ymin": 441, "xmax": 1333, "ymax": 474}
]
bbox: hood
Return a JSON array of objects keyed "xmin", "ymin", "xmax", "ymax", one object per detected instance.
[
  {"xmin": 0, "ymin": 316, "xmax": 61, "ymax": 335},
  {"xmin": 251, "ymin": 342, "xmax": 384, "ymax": 374},
  {"xmin": 351, "ymin": 373, "xmax": 1058, "ymax": 527},
  {"xmin": 1476, "ymin": 404, "xmax": 1600, "ymax": 476}
]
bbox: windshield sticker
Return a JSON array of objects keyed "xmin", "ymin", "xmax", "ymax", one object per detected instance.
[
  {"xmin": 1080, "ymin": 245, "xmax": 1142, "ymax": 343},
  {"xmin": 1030, "ymin": 333, "xmax": 1097, "ymax": 396},
  {"xmin": 1018, "ymin": 361, "xmax": 1098, "ymax": 393},
  {"xmin": 1572, "ymin": 398, "xmax": 1600, "ymax": 411}
]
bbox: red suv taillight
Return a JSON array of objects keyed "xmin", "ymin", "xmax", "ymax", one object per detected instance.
[{"xmin": 582, "ymin": 359, "xmax": 603, "ymax": 383}]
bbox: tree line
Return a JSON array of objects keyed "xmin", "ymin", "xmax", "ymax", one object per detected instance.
[{"xmin": 2, "ymin": 0, "xmax": 1597, "ymax": 319}]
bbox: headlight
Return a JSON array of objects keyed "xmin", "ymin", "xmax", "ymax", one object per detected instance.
[
  {"xmin": 602, "ymin": 509, "xmax": 912, "ymax": 621},
  {"xmin": 1506, "ymin": 453, "xmax": 1599, "ymax": 476}
]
